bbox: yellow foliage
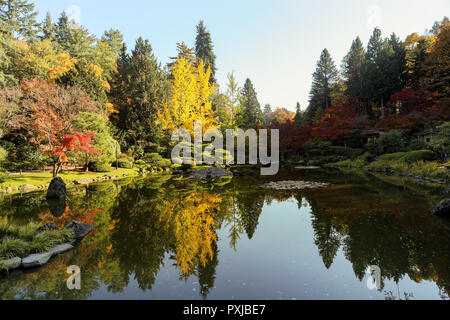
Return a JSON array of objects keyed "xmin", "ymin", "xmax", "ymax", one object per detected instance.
[
  {"xmin": 48, "ymin": 53, "xmax": 77, "ymax": 82},
  {"xmin": 160, "ymin": 190, "xmax": 222, "ymax": 276},
  {"xmin": 158, "ymin": 58, "xmax": 217, "ymax": 134}
]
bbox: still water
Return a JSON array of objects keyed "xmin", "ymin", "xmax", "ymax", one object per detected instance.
[{"xmin": 0, "ymin": 168, "xmax": 449, "ymax": 300}]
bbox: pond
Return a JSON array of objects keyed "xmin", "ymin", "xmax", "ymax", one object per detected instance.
[{"xmin": 0, "ymin": 168, "xmax": 449, "ymax": 300}]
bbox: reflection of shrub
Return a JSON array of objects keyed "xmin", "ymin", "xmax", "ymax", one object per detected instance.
[
  {"xmin": 89, "ymin": 162, "xmax": 112, "ymax": 173},
  {"xmin": 117, "ymin": 158, "xmax": 133, "ymax": 169}
]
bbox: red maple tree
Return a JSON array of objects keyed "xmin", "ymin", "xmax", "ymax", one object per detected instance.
[{"xmin": 12, "ymin": 80, "xmax": 101, "ymax": 176}]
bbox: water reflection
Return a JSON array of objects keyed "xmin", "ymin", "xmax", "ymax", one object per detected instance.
[{"xmin": 0, "ymin": 169, "xmax": 449, "ymax": 300}]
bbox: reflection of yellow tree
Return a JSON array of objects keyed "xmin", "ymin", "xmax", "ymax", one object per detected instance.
[{"xmin": 161, "ymin": 191, "xmax": 221, "ymax": 276}]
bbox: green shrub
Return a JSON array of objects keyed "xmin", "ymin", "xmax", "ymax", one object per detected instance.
[
  {"xmin": 117, "ymin": 158, "xmax": 133, "ymax": 169},
  {"xmin": 0, "ymin": 238, "xmax": 29, "ymax": 259},
  {"xmin": 366, "ymin": 130, "xmax": 408, "ymax": 156},
  {"xmin": 0, "ymin": 168, "xmax": 8, "ymax": 183},
  {"xmin": 377, "ymin": 152, "xmax": 407, "ymax": 161},
  {"xmin": 377, "ymin": 150, "xmax": 437, "ymax": 163},
  {"xmin": 134, "ymin": 160, "xmax": 146, "ymax": 167},
  {"xmin": 402, "ymin": 150, "xmax": 437, "ymax": 163},
  {"xmin": 142, "ymin": 153, "xmax": 163, "ymax": 164},
  {"xmin": 157, "ymin": 159, "xmax": 172, "ymax": 169},
  {"xmin": 89, "ymin": 161, "xmax": 112, "ymax": 173}
]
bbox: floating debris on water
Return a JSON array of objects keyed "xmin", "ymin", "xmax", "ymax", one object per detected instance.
[{"xmin": 260, "ymin": 181, "xmax": 330, "ymax": 190}]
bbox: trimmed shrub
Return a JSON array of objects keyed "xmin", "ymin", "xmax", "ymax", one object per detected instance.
[
  {"xmin": 402, "ymin": 150, "xmax": 437, "ymax": 163},
  {"xmin": 157, "ymin": 159, "xmax": 172, "ymax": 169},
  {"xmin": 117, "ymin": 158, "xmax": 133, "ymax": 169},
  {"xmin": 89, "ymin": 161, "xmax": 112, "ymax": 173},
  {"xmin": 142, "ymin": 153, "xmax": 163, "ymax": 164},
  {"xmin": 0, "ymin": 168, "xmax": 8, "ymax": 183},
  {"xmin": 377, "ymin": 150, "xmax": 437, "ymax": 163},
  {"xmin": 366, "ymin": 130, "xmax": 408, "ymax": 156}
]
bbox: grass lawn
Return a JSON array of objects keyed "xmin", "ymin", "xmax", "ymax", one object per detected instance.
[{"xmin": 0, "ymin": 168, "xmax": 140, "ymax": 190}]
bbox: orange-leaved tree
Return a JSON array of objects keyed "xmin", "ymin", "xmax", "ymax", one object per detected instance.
[{"xmin": 12, "ymin": 79, "xmax": 100, "ymax": 177}]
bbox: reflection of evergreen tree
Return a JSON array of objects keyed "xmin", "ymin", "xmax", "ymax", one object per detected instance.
[
  {"xmin": 110, "ymin": 184, "xmax": 173, "ymax": 291},
  {"xmin": 198, "ymin": 242, "xmax": 218, "ymax": 299},
  {"xmin": 237, "ymin": 193, "xmax": 264, "ymax": 240},
  {"xmin": 309, "ymin": 201, "xmax": 341, "ymax": 269},
  {"xmin": 343, "ymin": 213, "xmax": 410, "ymax": 286}
]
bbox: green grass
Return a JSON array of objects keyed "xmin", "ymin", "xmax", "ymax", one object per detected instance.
[
  {"xmin": 0, "ymin": 168, "xmax": 140, "ymax": 191},
  {"xmin": 0, "ymin": 220, "xmax": 74, "ymax": 260}
]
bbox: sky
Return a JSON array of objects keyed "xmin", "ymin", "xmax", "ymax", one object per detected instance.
[{"xmin": 32, "ymin": 0, "xmax": 450, "ymax": 111}]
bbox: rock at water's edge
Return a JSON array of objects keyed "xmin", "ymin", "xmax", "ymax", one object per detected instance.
[
  {"xmin": 0, "ymin": 257, "xmax": 22, "ymax": 271},
  {"xmin": 65, "ymin": 221, "xmax": 93, "ymax": 239},
  {"xmin": 46, "ymin": 177, "xmax": 66, "ymax": 199},
  {"xmin": 21, "ymin": 252, "xmax": 52, "ymax": 268},
  {"xmin": 433, "ymin": 199, "xmax": 450, "ymax": 217},
  {"xmin": 21, "ymin": 243, "xmax": 74, "ymax": 268}
]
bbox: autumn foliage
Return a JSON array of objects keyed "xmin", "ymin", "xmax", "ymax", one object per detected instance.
[{"xmin": 11, "ymin": 79, "xmax": 100, "ymax": 176}]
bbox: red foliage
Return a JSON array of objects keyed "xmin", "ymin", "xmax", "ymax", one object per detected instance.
[
  {"xmin": 311, "ymin": 106, "xmax": 358, "ymax": 141},
  {"xmin": 12, "ymin": 79, "xmax": 100, "ymax": 167},
  {"xmin": 377, "ymin": 88, "xmax": 449, "ymax": 133}
]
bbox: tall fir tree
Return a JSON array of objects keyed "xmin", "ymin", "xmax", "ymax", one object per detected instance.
[
  {"xmin": 342, "ymin": 37, "xmax": 366, "ymax": 102},
  {"xmin": 263, "ymin": 104, "xmax": 272, "ymax": 126},
  {"xmin": 195, "ymin": 20, "xmax": 216, "ymax": 83},
  {"xmin": 110, "ymin": 37, "xmax": 167, "ymax": 149},
  {"xmin": 294, "ymin": 102, "xmax": 304, "ymax": 127},
  {"xmin": 168, "ymin": 42, "xmax": 198, "ymax": 69},
  {"xmin": 40, "ymin": 11, "xmax": 55, "ymax": 41},
  {"xmin": 242, "ymin": 78, "xmax": 263, "ymax": 127},
  {"xmin": 55, "ymin": 11, "xmax": 96, "ymax": 60},
  {"xmin": 307, "ymin": 49, "xmax": 338, "ymax": 122},
  {"xmin": 362, "ymin": 28, "xmax": 406, "ymax": 118},
  {"xmin": 0, "ymin": 0, "xmax": 40, "ymax": 40}
]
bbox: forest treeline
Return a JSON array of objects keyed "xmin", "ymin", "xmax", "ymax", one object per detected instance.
[{"xmin": 0, "ymin": 0, "xmax": 449, "ymax": 178}]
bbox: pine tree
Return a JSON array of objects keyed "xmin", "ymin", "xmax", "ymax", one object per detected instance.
[
  {"xmin": 0, "ymin": 0, "xmax": 40, "ymax": 39},
  {"xmin": 362, "ymin": 28, "xmax": 385, "ymax": 117},
  {"xmin": 101, "ymin": 29, "xmax": 124, "ymax": 56},
  {"xmin": 242, "ymin": 78, "xmax": 263, "ymax": 127},
  {"xmin": 55, "ymin": 11, "xmax": 95, "ymax": 60},
  {"xmin": 263, "ymin": 104, "xmax": 272, "ymax": 126},
  {"xmin": 342, "ymin": 37, "xmax": 365, "ymax": 101},
  {"xmin": 111, "ymin": 37, "xmax": 167, "ymax": 147},
  {"xmin": 40, "ymin": 11, "xmax": 55, "ymax": 41},
  {"xmin": 168, "ymin": 42, "xmax": 198, "ymax": 69},
  {"xmin": 195, "ymin": 20, "xmax": 216, "ymax": 83},
  {"xmin": 307, "ymin": 49, "xmax": 338, "ymax": 122},
  {"xmin": 294, "ymin": 102, "xmax": 304, "ymax": 127},
  {"xmin": 362, "ymin": 28, "xmax": 406, "ymax": 118}
]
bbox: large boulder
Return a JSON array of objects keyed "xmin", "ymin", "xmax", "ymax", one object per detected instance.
[
  {"xmin": 433, "ymin": 199, "xmax": 450, "ymax": 217},
  {"xmin": 46, "ymin": 177, "xmax": 66, "ymax": 199},
  {"xmin": 65, "ymin": 221, "xmax": 93, "ymax": 239}
]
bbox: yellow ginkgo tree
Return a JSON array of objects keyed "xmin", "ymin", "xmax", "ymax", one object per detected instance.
[{"xmin": 158, "ymin": 57, "xmax": 217, "ymax": 134}]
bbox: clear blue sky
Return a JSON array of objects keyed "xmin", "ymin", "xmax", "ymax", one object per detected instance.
[{"xmin": 33, "ymin": 0, "xmax": 449, "ymax": 111}]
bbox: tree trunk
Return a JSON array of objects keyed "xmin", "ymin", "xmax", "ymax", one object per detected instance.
[{"xmin": 52, "ymin": 163, "xmax": 58, "ymax": 178}]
